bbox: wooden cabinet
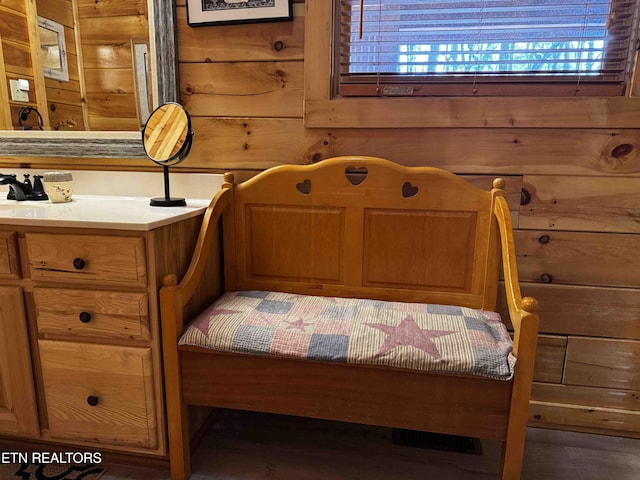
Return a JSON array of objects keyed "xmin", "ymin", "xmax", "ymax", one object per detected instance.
[
  {"xmin": 0, "ymin": 212, "xmax": 203, "ymax": 457},
  {"xmin": 0, "ymin": 286, "xmax": 39, "ymax": 437},
  {"xmin": 39, "ymin": 341, "xmax": 157, "ymax": 448}
]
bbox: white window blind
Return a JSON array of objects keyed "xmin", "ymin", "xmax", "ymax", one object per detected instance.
[{"xmin": 337, "ymin": 0, "xmax": 639, "ymax": 96}]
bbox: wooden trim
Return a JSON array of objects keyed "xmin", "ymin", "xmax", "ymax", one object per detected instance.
[
  {"xmin": 304, "ymin": 0, "xmax": 640, "ymax": 129},
  {"xmin": 0, "ymin": 37, "xmax": 12, "ymax": 129},
  {"xmin": 24, "ymin": 0, "xmax": 50, "ymax": 129}
]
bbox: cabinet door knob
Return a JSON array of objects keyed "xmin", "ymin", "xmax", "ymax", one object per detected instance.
[
  {"xmin": 87, "ymin": 395, "xmax": 99, "ymax": 407},
  {"xmin": 79, "ymin": 311, "xmax": 92, "ymax": 323},
  {"xmin": 72, "ymin": 257, "xmax": 86, "ymax": 270}
]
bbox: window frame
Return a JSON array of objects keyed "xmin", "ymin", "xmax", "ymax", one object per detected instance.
[{"xmin": 304, "ymin": 0, "xmax": 640, "ymax": 129}]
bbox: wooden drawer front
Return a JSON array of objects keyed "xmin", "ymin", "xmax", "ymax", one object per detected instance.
[
  {"xmin": 39, "ymin": 340, "xmax": 158, "ymax": 449},
  {"xmin": 0, "ymin": 232, "xmax": 21, "ymax": 279},
  {"xmin": 34, "ymin": 288, "xmax": 150, "ymax": 341},
  {"xmin": 26, "ymin": 233, "xmax": 146, "ymax": 286}
]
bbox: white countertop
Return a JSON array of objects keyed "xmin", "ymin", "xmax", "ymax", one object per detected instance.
[{"xmin": 0, "ymin": 195, "xmax": 211, "ymax": 231}]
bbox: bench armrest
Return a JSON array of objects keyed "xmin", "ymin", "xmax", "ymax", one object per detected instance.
[
  {"xmin": 494, "ymin": 194, "xmax": 540, "ymax": 360},
  {"xmin": 160, "ymin": 184, "xmax": 233, "ymax": 332}
]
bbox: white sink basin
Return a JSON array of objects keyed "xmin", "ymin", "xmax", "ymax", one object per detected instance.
[{"xmin": 0, "ymin": 202, "xmax": 51, "ymax": 218}]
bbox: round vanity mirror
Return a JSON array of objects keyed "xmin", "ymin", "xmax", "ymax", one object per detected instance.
[{"xmin": 142, "ymin": 103, "xmax": 193, "ymax": 206}]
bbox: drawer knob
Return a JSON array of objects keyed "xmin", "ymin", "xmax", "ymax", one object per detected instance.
[
  {"xmin": 72, "ymin": 257, "xmax": 86, "ymax": 270},
  {"xmin": 540, "ymin": 273, "xmax": 554, "ymax": 284},
  {"xmin": 87, "ymin": 395, "xmax": 99, "ymax": 407},
  {"xmin": 79, "ymin": 311, "xmax": 92, "ymax": 323}
]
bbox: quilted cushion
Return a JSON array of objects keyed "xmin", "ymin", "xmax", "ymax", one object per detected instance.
[{"xmin": 179, "ymin": 291, "xmax": 516, "ymax": 380}]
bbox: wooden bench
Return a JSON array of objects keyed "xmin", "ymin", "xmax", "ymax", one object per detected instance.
[{"xmin": 160, "ymin": 156, "xmax": 539, "ymax": 480}]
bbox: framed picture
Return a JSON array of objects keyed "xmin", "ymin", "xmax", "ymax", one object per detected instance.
[
  {"xmin": 186, "ymin": 0, "xmax": 293, "ymax": 27},
  {"xmin": 37, "ymin": 16, "xmax": 69, "ymax": 82}
]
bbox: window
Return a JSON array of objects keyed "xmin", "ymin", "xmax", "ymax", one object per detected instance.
[{"xmin": 337, "ymin": 0, "xmax": 640, "ymax": 97}]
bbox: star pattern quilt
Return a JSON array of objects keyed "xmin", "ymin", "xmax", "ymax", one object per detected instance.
[{"xmin": 179, "ymin": 291, "xmax": 516, "ymax": 381}]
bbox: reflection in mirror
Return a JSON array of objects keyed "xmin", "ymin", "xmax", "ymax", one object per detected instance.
[
  {"xmin": 143, "ymin": 103, "xmax": 193, "ymax": 206},
  {"xmin": 38, "ymin": 16, "xmax": 69, "ymax": 82},
  {"xmin": 1, "ymin": 0, "xmax": 152, "ymax": 132},
  {"xmin": 0, "ymin": 0, "xmax": 177, "ymax": 158}
]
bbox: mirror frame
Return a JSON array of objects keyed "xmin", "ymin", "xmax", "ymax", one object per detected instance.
[{"xmin": 0, "ymin": 0, "xmax": 177, "ymax": 159}]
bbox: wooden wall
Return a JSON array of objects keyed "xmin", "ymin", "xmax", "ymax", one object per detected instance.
[
  {"xmin": 77, "ymin": 0, "xmax": 148, "ymax": 131},
  {"xmin": 36, "ymin": 0, "xmax": 85, "ymax": 131},
  {"xmin": 0, "ymin": 0, "xmax": 48, "ymax": 129},
  {"xmin": 174, "ymin": 0, "xmax": 640, "ymax": 438},
  {"xmin": 1, "ymin": 0, "xmax": 638, "ymax": 438}
]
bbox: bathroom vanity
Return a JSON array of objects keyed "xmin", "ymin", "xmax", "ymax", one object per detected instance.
[{"xmin": 0, "ymin": 196, "xmax": 209, "ymax": 458}]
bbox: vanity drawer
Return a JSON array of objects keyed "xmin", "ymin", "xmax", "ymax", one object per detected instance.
[
  {"xmin": 0, "ymin": 231, "xmax": 21, "ymax": 279},
  {"xmin": 34, "ymin": 288, "xmax": 150, "ymax": 341},
  {"xmin": 26, "ymin": 233, "xmax": 146, "ymax": 286},
  {"xmin": 38, "ymin": 340, "xmax": 158, "ymax": 450}
]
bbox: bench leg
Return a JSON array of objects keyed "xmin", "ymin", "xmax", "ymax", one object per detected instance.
[
  {"xmin": 166, "ymin": 402, "xmax": 191, "ymax": 480},
  {"xmin": 500, "ymin": 425, "xmax": 526, "ymax": 480}
]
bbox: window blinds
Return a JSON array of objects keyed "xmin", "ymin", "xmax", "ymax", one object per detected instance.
[{"xmin": 338, "ymin": 0, "xmax": 639, "ymax": 96}]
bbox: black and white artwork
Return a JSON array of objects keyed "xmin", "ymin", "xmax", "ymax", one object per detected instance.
[{"xmin": 187, "ymin": 0, "xmax": 292, "ymax": 26}]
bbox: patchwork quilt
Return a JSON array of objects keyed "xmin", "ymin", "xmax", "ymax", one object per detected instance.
[{"xmin": 179, "ymin": 291, "xmax": 516, "ymax": 381}]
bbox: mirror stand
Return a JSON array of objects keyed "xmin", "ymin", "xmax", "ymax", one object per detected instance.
[
  {"xmin": 142, "ymin": 103, "xmax": 193, "ymax": 207},
  {"xmin": 150, "ymin": 165, "xmax": 186, "ymax": 207}
]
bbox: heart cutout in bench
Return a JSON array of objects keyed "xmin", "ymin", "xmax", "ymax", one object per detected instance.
[
  {"xmin": 402, "ymin": 181, "xmax": 419, "ymax": 198},
  {"xmin": 345, "ymin": 166, "xmax": 368, "ymax": 186},
  {"xmin": 296, "ymin": 179, "xmax": 311, "ymax": 195}
]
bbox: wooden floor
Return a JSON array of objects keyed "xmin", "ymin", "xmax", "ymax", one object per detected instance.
[{"xmin": 104, "ymin": 410, "xmax": 640, "ymax": 480}]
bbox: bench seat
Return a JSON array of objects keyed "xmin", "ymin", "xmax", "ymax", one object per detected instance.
[
  {"xmin": 161, "ymin": 157, "xmax": 540, "ymax": 480},
  {"xmin": 179, "ymin": 290, "xmax": 516, "ymax": 381}
]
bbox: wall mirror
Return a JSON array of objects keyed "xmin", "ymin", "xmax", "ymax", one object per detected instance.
[{"xmin": 0, "ymin": 0, "xmax": 177, "ymax": 159}]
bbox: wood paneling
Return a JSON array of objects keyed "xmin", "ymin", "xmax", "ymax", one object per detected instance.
[
  {"xmin": 180, "ymin": 61, "xmax": 303, "ymax": 118},
  {"xmin": 76, "ymin": 0, "xmax": 147, "ymax": 18},
  {"xmin": 565, "ymin": 337, "xmax": 640, "ymax": 390},
  {"xmin": 182, "ymin": 118, "xmax": 640, "ymax": 176},
  {"xmin": 520, "ymin": 175, "xmax": 640, "ymax": 233},
  {"xmin": 498, "ymin": 283, "xmax": 640, "ymax": 340},
  {"xmin": 36, "ymin": 0, "xmax": 84, "ymax": 131},
  {"xmin": 529, "ymin": 401, "xmax": 640, "ymax": 437},
  {"xmin": 79, "ymin": 16, "xmax": 148, "ymax": 45},
  {"xmin": 36, "ymin": 0, "xmax": 74, "ymax": 27},
  {"xmin": 532, "ymin": 383, "xmax": 640, "ymax": 412},
  {"xmin": 78, "ymin": 0, "xmax": 149, "ymax": 130},
  {"xmin": 2, "ymin": 38, "xmax": 32, "ymax": 75},
  {"xmin": 514, "ymin": 230, "xmax": 640, "ymax": 288},
  {"xmin": 533, "ymin": 335, "xmax": 567, "ymax": 384},
  {"xmin": 176, "ymin": 3, "xmax": 304, "ymax": 63}
]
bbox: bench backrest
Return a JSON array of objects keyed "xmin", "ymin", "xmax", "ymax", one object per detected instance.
[{"xmin": 222, "ymin": 156, "xmax": 503, "ymax": 311}]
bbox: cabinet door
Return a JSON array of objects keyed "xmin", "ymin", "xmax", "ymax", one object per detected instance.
[
  {"xmin": 0, "ymin": 286, "xmax": 39, "ymax": 436},
  {"xmin": 39, "ymin": 340, "xmax": 158, "ymax": 449}
]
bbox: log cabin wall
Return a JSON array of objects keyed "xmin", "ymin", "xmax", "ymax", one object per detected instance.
[
  {"xmin": 77, "ymin": 0, "xmax": 149, "ymax": 131},
  {"xmin": 174, "ymin": 0, "xmax": 640, "ymax": 438}
]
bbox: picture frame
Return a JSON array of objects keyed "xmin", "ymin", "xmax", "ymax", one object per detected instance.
[
  {"xmin": 186, "ymin": 0, "xmax": 293, "ymax": 27},
  {"xmin": 37, "ymin": 16, "xmax": 69, "ymax": 82}
]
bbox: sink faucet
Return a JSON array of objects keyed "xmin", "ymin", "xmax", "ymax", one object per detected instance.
[{"xmin": 0, "ymin": 175, "xmax": 27, "ymax": 201}]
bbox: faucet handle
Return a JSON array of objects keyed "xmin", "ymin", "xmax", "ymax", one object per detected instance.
[{"xmin": 32, "ymin": 175, "xmax": 48, "ymax": 200}]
